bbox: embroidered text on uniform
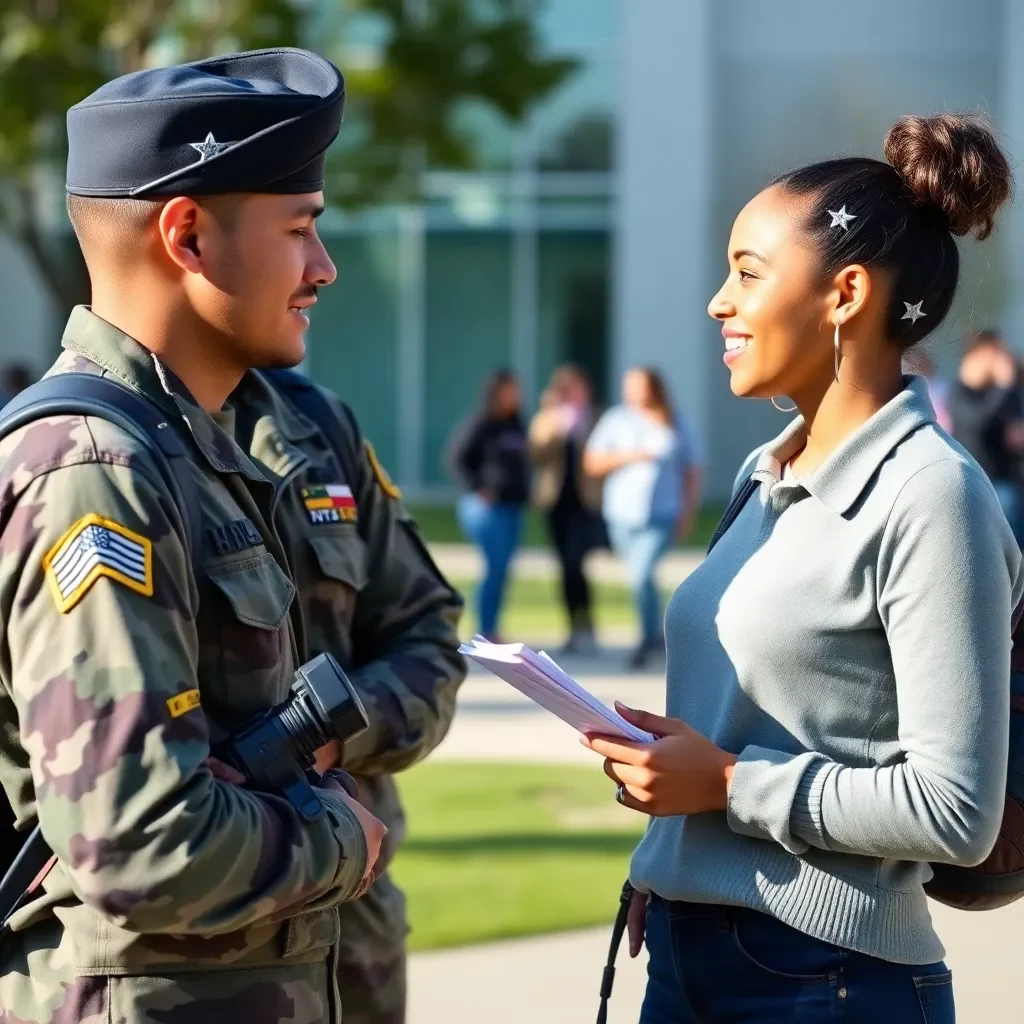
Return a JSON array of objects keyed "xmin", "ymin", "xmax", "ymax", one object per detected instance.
[{"xmin": 302, "ymin": 484, "xmax": 357, "ymax": 524}]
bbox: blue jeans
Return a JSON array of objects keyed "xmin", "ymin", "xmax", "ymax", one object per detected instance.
[
  {"xmin": 608, "ymin": 520, "xmax": 675, "ymax": 647},
  {"xmin": 640, "ymin": 897, "xmax": 955, "ymax": 1023},
  {"xmin": 456, "ymin": 494, "xmax": 523, "ymax": 638}
]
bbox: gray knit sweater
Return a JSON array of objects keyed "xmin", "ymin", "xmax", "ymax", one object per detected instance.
[{"xmin": 629, "ymin": 376, "xmax": 1023, "ymax": 963}]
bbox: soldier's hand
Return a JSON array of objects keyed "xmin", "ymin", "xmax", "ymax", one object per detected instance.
[
  {"xmin": 319, "ymin": 772, "xmax": 387, "ymax": 896},
  {"xmin": 313, "ymin": 738, "xmax": 343, "ymax": 774},
  {"xmin": 204, "ymin": 756, "xmax": 246, "ymax": 785}
]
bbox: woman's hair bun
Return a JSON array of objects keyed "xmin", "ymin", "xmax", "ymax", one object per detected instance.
[{"xmin": 883, "ymin": 113, "xmax": 1013, "ymax": 240}]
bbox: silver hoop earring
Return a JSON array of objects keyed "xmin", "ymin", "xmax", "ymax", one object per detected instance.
[
  {"xmin": 771, "ymin": 397, "xmax": 797, "ymax": 413},
  {"xmin": 834, "ymin": 321, "xmax": 841, "ymax": 382}
]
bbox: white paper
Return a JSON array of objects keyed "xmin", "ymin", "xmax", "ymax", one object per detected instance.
[{"xmin": 460, "ymin": 636, "xmax": 654, "ymax": 743}]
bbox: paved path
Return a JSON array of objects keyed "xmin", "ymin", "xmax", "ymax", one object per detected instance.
[
  {"xmin": 409, "ymin": 660, "xmax": 1024, "ymax": 1023},
  {"xmin": 409, "ymin": 900, "xmax": 1021, "ymax": 1024}
]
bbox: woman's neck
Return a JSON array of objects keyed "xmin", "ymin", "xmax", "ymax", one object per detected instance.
[{"xmin": 789, "ymin": 362, "xmax": 903, "ymax": 475}]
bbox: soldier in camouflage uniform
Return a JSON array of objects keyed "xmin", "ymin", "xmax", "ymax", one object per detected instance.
[
  {"xmin": 0, "ymin": 50, "xmax": 388, "ymax": 1022},
  {"xmin": 227, "ymin": 372, "xmax": 466, "ymax": 1024}
]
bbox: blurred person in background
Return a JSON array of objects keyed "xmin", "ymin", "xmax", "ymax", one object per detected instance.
[
  {"xmin": 447, "ymin": 369, "xmax": 530, "ymax": 641},
  {"xmin": 583, "ymin": 367, "xmax": 703, "ymax": 669},
  {"xmin": 0, "ymin": 363, "xmax": 33, "ymax": 408},
  {"xmin": 529, "ymin": 364, "xmax": 604, "ymax": 655},
  {"xmin": 948, "ymin": 328, "xmax": 1024, "ymax": 544},
  {"xmin": 902, "ymin": 347, "xmax": 952, "ymax": 432}
]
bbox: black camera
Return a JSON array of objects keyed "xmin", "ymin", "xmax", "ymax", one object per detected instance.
[
  {"xmin": 1, "ymin": 653, "xmax": 369, "ymax": 929},
  {"xmin": 213, "ymin": 652, "xmax": 369, "ymax": 821}
]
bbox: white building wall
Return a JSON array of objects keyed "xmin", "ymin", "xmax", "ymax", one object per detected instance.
[{"xmin": 613, "ymin": 0, "xmax": 714, "ymax": 483}]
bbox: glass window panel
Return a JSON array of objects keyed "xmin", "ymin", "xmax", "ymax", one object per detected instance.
[
  {"xmin": 536, "ymin": 230, "xmax": 611, "ymax": 405},
  {"xmin": 306, "ymin": 231, "xmax": 401, "ymax": 473},
  {"xmin": 535, "ymin": 0, "xmax": 619, "ymax": 52},
  {"xmin": 532, "ymin": 56, "xmax": 617, "ymax": 171},
  {"xmin": 422, "ymin": 231, "xmax": 513, "ymax": 485}
]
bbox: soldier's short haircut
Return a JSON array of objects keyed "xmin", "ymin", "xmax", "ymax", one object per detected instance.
[
  {"xmin": 66, "ymin": 193, "xmax": 242, "ymax": 259},
  {"xmin": 66, "ymin": 195, "xmax": 164, "ymax": 252}
]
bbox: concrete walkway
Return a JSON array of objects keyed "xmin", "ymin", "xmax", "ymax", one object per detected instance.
[
  {"xmin": 409, "ymin": 901, "xmax": 1021, "ymax": 1024},
  {"xmin": 408, "ymin": 660, "xmax": 1024, "ymax": 1023}
]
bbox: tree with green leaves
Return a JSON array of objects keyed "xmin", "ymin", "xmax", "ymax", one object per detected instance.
[{"xmin": 0, "ymin": 0, "xmax": 575, "ymax": 340}]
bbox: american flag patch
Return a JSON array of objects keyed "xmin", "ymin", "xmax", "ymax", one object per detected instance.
[
  {"xmin": 301, "ymin": 484, "xmax": 357, "ymax": 524},
  {"xmin": 42, "ymin": 514, "xmax": 153, "ymax": 614}
]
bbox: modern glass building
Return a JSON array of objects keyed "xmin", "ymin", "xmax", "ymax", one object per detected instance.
[
  {"xmin": 306, "ymin": 0, "xmax": 619, "ymax": 496},
  {"xmin": 4, "ymin": 0, "xmax": 1024, "ymax": 501}
]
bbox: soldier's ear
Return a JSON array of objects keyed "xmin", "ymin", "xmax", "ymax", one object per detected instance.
[{"xmin": 158, "ymin": 197, "xmax": 203, "ymax": 272}]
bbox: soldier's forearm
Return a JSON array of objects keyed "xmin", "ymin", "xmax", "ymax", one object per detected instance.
[
  {"xmin": 340, "ymin": 645, "xmax": 465, "ymax": 775},
  {"xmin": 46, "ymin": 764, "xmax": 369, "ymax": 936}
]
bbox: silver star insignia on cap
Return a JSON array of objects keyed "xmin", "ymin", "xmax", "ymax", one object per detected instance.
[
  {"xmin": 189, "ymin": 132, "xmax": 235, "ymax": 162},
  {"xmin": 901, "ymin": 300, "xmax": 926, "ymax": 326},
  {"xmin": 827, "ymin": 206, "xmax": 856, "ymax": 231}
]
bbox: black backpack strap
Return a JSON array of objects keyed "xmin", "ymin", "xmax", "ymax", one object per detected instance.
[
  {"xmin": 0, "ymin": 374, "xmax": 203, "ymax": 559},
  {"xmin": 260, "ymin": 368, "xmax": 362, "ymax": 488},
  {"xmin": 595, "ymin": 475, "xmax": 758, "ymax": 1021},
  {"xmin": 707, "ymin": 476, "xmax": 758, "ymax": 553},
  {"xmin": 0, "ymin": 373, "xmax": 205, "ymax": 934}
]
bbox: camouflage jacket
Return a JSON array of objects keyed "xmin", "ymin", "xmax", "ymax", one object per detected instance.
[
  {"xmin": 227, "ymin": 371, "xmax": 466, "ymax": 852},
  {"xmin": 0, "ymin": 308, "xmax": 368, "ymax": 1023}
]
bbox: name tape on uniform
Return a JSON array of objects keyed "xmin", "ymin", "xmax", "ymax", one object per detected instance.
[
  {"xmin": 43, "ymin": 514, "xmax": 153, "ymax": 614},
  {"xmin": 302, "ymin": 484, "xmax": 357, "ymax": 525},
  {"xmin": 166, "ymin": 688, "xmax": 201, "ymax": 718}
]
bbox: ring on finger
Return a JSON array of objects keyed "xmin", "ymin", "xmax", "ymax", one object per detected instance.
[{"xmin": 616, "ymin": 782, "xmax": 626, "ymax": 805}]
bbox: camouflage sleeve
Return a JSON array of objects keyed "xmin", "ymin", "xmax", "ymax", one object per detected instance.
[
  {"xmin": 323, "ymin": 393, "xmax": 467, "ymax": 775},
  {"xmin": 0, "ymin": 440, "xmax": 367, "ymax": 935}
]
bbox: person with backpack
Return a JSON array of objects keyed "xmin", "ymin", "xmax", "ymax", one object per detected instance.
[
  {"xmin": 224, "ymin": 372, "xmax": 466, "ymax": 1024},
  {"xmin": 583, "ymin": 114, "xmax": 1023, "ymax": 1022},
  {"xmin": 0, "ymin": 50, "xmax": 388, "ymax": 1023}
]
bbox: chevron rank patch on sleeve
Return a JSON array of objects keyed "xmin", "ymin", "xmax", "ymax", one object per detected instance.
[{"xmin": 42, "ymin": 513, "xmax": 153, "ymax": 613}]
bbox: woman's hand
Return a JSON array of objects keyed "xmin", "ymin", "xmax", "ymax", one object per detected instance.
[{"xmin": 582, "ymin": 703, "xmax": 737, "ymax": 816}]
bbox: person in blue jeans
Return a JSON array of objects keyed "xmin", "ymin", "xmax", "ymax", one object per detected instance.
[
  {"xmin": 447, "ymin": 370, "xmax": 529, "ymax": 640},
  {"xmin": 579, "ymin": 113, "xmax": 1021, "ymax": 1023},
  {"xmin": 584, "ymin": 368, "xmax": 703, "ymax": 668}
]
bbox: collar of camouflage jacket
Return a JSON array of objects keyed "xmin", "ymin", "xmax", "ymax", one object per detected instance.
[
  {"xmin": 59, "ymin": 305, "xmax": 268, "ymax": 483},
  {"xmin": 229, "ymin": 370, "xmax": 323, "ymax": 480}
]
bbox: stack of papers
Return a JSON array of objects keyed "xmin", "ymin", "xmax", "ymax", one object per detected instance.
[{"xmin": 459, "ymin": 636, "xmax": 654, "ymax": 743}]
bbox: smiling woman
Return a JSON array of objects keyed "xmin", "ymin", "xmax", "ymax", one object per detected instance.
[{"xmin": 582, "ymin": 114, "xmax": 1023, "ymax": 1024}]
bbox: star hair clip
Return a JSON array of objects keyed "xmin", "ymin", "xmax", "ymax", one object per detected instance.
[
  {"xmin": 901, "ymin": 300, "xmax": 926, "ymax": 326},
  {"xmin": 827, "ymin": 206, "xmax": 856, "ymax": 231}
]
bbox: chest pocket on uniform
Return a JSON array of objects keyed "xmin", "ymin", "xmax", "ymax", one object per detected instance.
[
  {"xmin": 200, "ymin": 551, "xmax": 297, "ymax": 728},
  {"xmin": 307, "ymin": 533, "xmax": 368, "ymax": 591},
  {"xmin": 208, "ymin": 551, "xmax": 296, "ymax": 628}
]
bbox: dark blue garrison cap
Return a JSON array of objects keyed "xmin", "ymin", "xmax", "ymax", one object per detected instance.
[{"xmin": 66, "ymin": 47, "xmax": 345, "ymax": 198}]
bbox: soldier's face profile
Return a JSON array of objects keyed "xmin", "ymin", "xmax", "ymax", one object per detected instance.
[{"xmin": 192, "ymin": 191, "xmax": 337, "ymax": 369}]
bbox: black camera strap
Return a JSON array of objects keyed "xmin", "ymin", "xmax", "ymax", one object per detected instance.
[{"xmin": 595, "ymin": 476, "xmax": 756, "ymax": 1022}]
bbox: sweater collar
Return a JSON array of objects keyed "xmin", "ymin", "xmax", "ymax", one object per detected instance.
[{"xmin": 755, "ymin": 374, "xmax": 936, "ymax": 515}]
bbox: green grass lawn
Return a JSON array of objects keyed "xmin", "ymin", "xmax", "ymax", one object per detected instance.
[
  {"xmin": 447, "ymin": 574, "xmax": 672, "ymax": 642},
  {"xmin": 407, "ymin": 501, "xmax": 725, "ymax": 551},
  {"xmin": 392, "ymin": 762, "xmax": 645, "ymax": 951}
]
